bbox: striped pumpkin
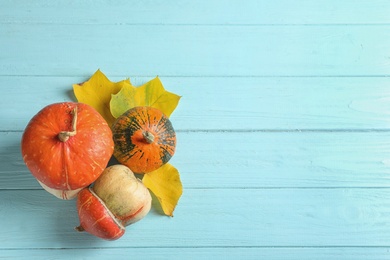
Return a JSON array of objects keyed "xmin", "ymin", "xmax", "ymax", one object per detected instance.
[{"xmin": 112, "ymin": 106, "xmax": 176, "ymax": 173}]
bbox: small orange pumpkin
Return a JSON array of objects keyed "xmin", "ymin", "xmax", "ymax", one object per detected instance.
[
  {"xmin": 21, "ymin": 102, "xmax": 114, "ymax": 199},
  {"xmin": 112, "ymin": 106, "xmax": 176, "ymax": 173}
]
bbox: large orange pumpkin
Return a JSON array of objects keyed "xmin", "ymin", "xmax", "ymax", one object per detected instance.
[
  {"xmin": 112, "ymin": 106, "xmax": 176, "ymax": 174},
  {"xmin": 21, "ymin": 102, "xmax": 114, "ymax": 199}
]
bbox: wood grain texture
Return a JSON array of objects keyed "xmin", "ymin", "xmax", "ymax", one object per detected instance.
[
  {"xmin": 3, "ymin": 131, "xmax": 390, "ymax": 189},
  {"xmin": 2, "ymin": 248, "xmax": 390, "ymax": 260},
  {"xmin": 2, "ymin": 0, "xmax": 390, "ymax": 25},
  {"xmin": 1, "ymin": 25, "xmax": 390, "ymax": 77},
  {"xmin": 2, "ymin": 76, "xmax": 390, "ymax": 131},
  {"xmin": 1, "ymin": 189, "xmax": 390, "ymax": 249},
  {"xmin": 2, "ymin": 0, "xmax": 390, "ymax": 259}
]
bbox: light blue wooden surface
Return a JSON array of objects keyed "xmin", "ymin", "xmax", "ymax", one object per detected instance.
[{"xmin": 2, "ymin": 0, "xmax": 390, "ymax": 259}]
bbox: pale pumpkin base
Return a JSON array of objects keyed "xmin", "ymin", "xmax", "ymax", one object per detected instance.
[{"xmin": 37, "ymin": 180, "xmax": 83, "ymax": 200}]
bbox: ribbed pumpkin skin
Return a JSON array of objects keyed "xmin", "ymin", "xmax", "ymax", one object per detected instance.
[
  {"xmin": 112, "ymin": 106, "xmax": 176, "ymax": 174},
  {"xmin": 21, "ymin": 102, "xmax": 114, "ymax": 191}
]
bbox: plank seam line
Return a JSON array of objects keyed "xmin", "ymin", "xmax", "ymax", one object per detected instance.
[
  {"xmin": 1, "ymin": 75, "xmax": 390, "ymax": 78},
  {"xmin": 2, "ymin": 246, "xmax": 390, "ymax": 250},
  {"xmin": 3, "ymin": 129, "xmax": 390, "ymax": 133},
  {"xmin": 4, "ymin": 187, "xmax": 390, "ymax": 191},
  {"xmin": 188, "ymin": 187, "xmax": 390, "ymax": 190},
  {"xmin": 177, "ymin": 129, "xmax": 390, "ymax": 133},
  {"xmin": 3, "ymin": 22, "xmax": 390, "ymax": 26}
]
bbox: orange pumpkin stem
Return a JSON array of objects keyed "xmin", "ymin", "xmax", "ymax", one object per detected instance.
[
  {"xmin": 75, "ymin": 225, "xmax": 85, "ymax": 232},
  {"xmin": 58, "ymin": 107, "xmax": 78, "ymax": 142},
  {"xmin": 142, "ymin": 131, "xmax": 155, "ymax": 144}
]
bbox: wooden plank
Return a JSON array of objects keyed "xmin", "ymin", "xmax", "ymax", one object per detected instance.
[
  {"xmin": 4, "ymin": 131, "xmax": 390, "ymax": 189},
  {"xmin": 1, "ymin": 25, "xmax": 390, "ymax": 77},
  {"xmin": 2, "ymin": 0, "xmax": 390, "ymax": 25},
  {"xmin": 1, "ymin": 188, "xmax": 390, "ymax": 248},
  {"xmin": 1, "ymin": 247, "xmax": 390, "ymax": 260},
  {"xmin": 2, "ymin": 76, "xmax": 390, "ymax": 131}
]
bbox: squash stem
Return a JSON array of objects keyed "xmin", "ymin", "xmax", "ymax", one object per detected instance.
[
  {"xmin": 142, "ymin": 131, "xmax": 155, "ymax": 144},
  {"xmin": 75, "ymin": 225, "xmax": 85, "ymax": 232},
  {"xmin": 58, "ymin": 107, "xmax": 78, "ymax": 142}
]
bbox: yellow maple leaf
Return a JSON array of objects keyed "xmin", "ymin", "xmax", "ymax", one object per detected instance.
[
  {"xmin": 110, "ymin": 77, "xmax": 181, "ymax": 118},
  {"xmin": 142, "ymin": 163, "xmax": 183, "ymax": 217},
  {"xmin": 73, "ymin": 71, "xmax": 183, "ymax": 217},
  {"xmin": 73, "ymin": 69, "xmax": 132, "ymax": 126}
]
